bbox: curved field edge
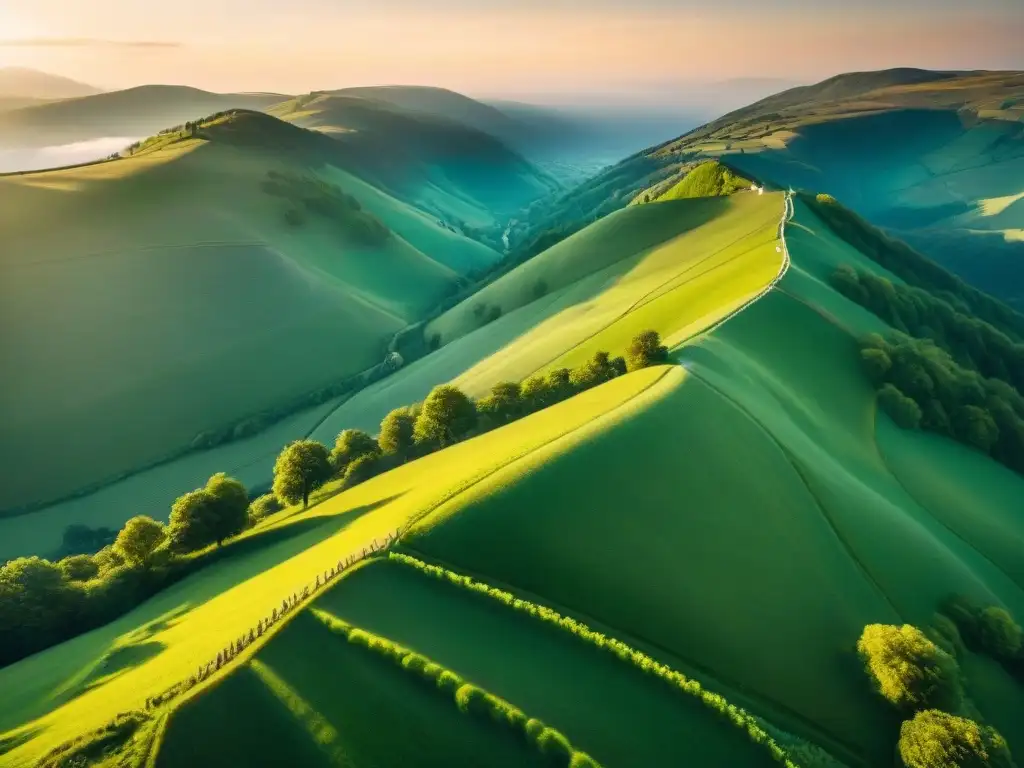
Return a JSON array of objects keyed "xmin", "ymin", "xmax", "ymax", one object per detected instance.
[
  {"xmin": 384, "ymin": 553, "xmax": 799, "ymax": 767},
  {"xmin": 0, "ymin": 368, "xmax": 679, "ymax": 766}
]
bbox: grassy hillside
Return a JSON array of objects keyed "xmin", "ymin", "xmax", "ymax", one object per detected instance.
[
  {"xmin": 511, "ymin": 69, "xmax": 1024, "ymax": 305},
  {"xmin": 644, "ymin": 160, "xmax": 752, "ymax": 202},
  {"xmin": 402, "ymin": 196, "xmax": 1024, "ymax": 765},
  {"xmin": 426, "ymin": 191, "xmax": 782, "ymax": 391},
  {"xmin": 271, "ymin": 92, "xmax": 561, "ymax": 228},
  {"xmin": 0, "ymin": 110, "xmax": 502, "ymax": 513},
  {"xmin": 0, "ymin": 85, "xmax": 287, "ymax": 147},
  {"xmin": 4, "ymin": 189, "xmax": 1024, "ymax": 767}
]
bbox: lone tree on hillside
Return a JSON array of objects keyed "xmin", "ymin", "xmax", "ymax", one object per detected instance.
[
  {"xmin": 414, "ymin": 385, "xmax": 477, "ymax": 449},
  {"xmin": 114, "ymin": 516, "xmax": 167, "ymax": 567},
  {"xmin": 378, "ymin": 407, "xmax": 417, "ymax": 458},
  {"xmin": 330, "ymin": 429, "xmax": 380, "ymax": 476},
  {"xmin": 898, "ymin": 710, "xmax": 1014, "ymax": 768},
  {"xmin": 626, "ymin": 330, "xmax": 670, "ymax": 371},
  {"xmin": 857, "ymin": 624, "xmax": 963, "ymax": 713},
  {"xmin": 273, "ymin": 440, "xmax": 332, "ymax": 509}
]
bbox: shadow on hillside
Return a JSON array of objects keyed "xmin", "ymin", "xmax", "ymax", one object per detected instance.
[
  {"xmin": 140, "ymin": 493, "xmax": 406, "ymax": 622},
  {"xmin": 0, "ymin": 725, "xmax": 45, "ymax": 758},
  {"xmin": 52, "ymin": 640, "xmax": 168, "ymax": 710}
]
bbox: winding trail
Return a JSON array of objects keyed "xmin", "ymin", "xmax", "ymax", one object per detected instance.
[{"xmin": 693, "ymin": 190, "xmax": 793, "ymax": 341}]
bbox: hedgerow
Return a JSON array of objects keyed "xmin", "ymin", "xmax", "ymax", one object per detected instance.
[
  {"xmin": 387, "ymin": 552, "xmax": 799, "ymax": 767},
  {"xmin": 311, "ymin": 610, "xmax": 601, "ymax": 767}
]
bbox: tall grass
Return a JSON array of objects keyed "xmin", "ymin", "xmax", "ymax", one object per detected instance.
[
  {"xmin": 388, "ymin": 552, "xmax": 799, "ymax": 767},
  {"xmin": 311, "ymin": 610, "xmax": 601, "ymax": 767}
]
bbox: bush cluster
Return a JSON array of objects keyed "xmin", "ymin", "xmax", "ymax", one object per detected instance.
[
  {"xmin": 854, "ymin": 622, "xmax": 1017, "ymax": 768},
  {"xmin": 0, "ymin": 472, "xmax": 250, "ymax": 667},
  {"xmin": 314, "ymin": 611, "xmax": 601, "ymax": 767},
  {"xmin": 388, "ymin": 553, "xmax": 798, "ymax": 767},
  {"xmin": 941, "ymin": 596, "xmax": 1024, "ymax": 682},
  {"xmin": 898, "ymin": 710, "xmax": 1015, "ymax": 768},
  {"xmin": 858, "ymin": 333, "xmax": 1024, "ymax": 475},
  {"xmin": 856, "ymin": 624, "xmax": 963, "ymax": 713},
  {"xmin": 261, "ymin": 171, "xmax": 391, "ymax": 246},
  {"xmin": 833, "ymin": 266, "xmax": 1024, "ymax": 396}
]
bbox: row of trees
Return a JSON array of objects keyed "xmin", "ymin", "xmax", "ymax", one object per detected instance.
[
  {"xmin": 0, "ymin": 332, "xmax": 671, "ymax": 669},
  {"xmin": 269, "ymin": 331, "xmax": 671, "ymax": 509},
  {"xmin": 833, "ymin": 265, "xmax": 1024, "ymax": 399},
  {"xmin": 806, "ymin": 192, "xmax": 1024, "ymax": 340},
  {"xmin": 856, "ymin": 621, "xmax": 1017, "ymax": 767},
  {"xmin": 859, "ymin": 333, "xmax": 1024, "ymax": 476},
  {"xmin": 0, "ymin": 474, "xmax": 253, "ymax": 667}
]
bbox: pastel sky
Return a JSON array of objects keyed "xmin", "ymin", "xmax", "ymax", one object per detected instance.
[{"xmin": 0, "ymin": 0, "xmax": 1021, "ymax": 99}]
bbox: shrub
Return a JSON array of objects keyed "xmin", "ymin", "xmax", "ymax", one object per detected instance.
[
  {"xmin": 878, "ymin": 384, "xmax": 924, "ymax": 429},
  {"xmin": 248, "ymin": 493, "xmax": 281, "ymax": 524},
  {"xmin": 414, "ymin": 385, "xmax": 477, "ymax": 449},
  {"xmin": 856, "ymin": 624, "xmax": 962, "ymax": 713},
  {"xmin": 58, "ymin": 555, "xmax": 99, "ymax": 582},
  {"xmin": 342, "ymin": 454, "xmax": 384, "ymax": 488},
  {"xmin": 898, "ymin": 710, "xmax": 1014, "ymax": 768},
  {"xmin": 625, "ymin": 330, "xmax": 670, "ymax": 371},
  {"xmin": 314, "ymin": 612, "xmax": 598, "ymax": 767},
  {"xmin": 114, "ymin": 516, "xmax": 167, "ymax": 567},
  {"xmin": 379, "ymin": 407, "xmax": 417, "ymax": 457},
  {"xmin": 977, "ymin": 606, "xmax": 1023, "ymax": 660},
  {"xmin": 330, "ymin": 429, "xmax": 381, "ymax": 475}
]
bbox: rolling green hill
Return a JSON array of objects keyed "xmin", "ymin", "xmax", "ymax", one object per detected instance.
[
  {"xmin": 2, "ymin": 178, "xmax": 1024, "ymax": 768},
  {"xmin": 0, "ymin": 85, "xmax": 287, "ymax": 147},
  {"xmin": 270, "ymin": 91, "xmax": 561, "ymax": 227},
  {"xmin": 0, "ymin": 109, "xmax": 503, "ymax": 515},
  {"xmin": 513, "ymin": 69, "xmax": 1024, "ymax": 306}
]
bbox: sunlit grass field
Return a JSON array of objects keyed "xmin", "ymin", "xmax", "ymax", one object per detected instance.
[{"xmin": 0, "ymin": 367, "xmax": 675, "ymax": 766}]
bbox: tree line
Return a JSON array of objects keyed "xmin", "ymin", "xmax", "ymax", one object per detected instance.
[
  {"xmin": 0, "ymin": 332, "xmax": 671, "ymax": 669},
  {"xmin": 858, "ymin": 332, "xmax": 1024, "ymax": 476},
  {"xmin": 833, "ymin": 265, "xmax": 1024, "ymax": 399},
  {"xmin": 805, "ymin": 192, "xmax": 1024, "ymax": 341}
]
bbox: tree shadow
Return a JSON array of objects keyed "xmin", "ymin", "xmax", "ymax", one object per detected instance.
[
  {"xmin": 51, "ymin": 640, "xmax": 167, "ymax": 710},
  {"xmin": 0, "ymin": 725, "xmax": 45, "ymax": 758}
]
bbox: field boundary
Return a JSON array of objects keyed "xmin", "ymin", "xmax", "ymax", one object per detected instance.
[
  {"xmin": 310, "ymin": 610, "xmax": 601, "ymax": 767},
  {"xmin": 387, "ymin": 552, "xmax": 798, "ymax": 767}
]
